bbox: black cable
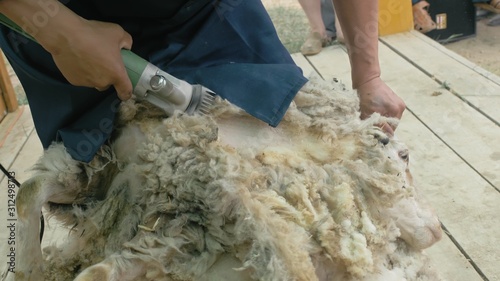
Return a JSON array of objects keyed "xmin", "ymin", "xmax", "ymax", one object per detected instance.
[{"xmin": 0, "ymin": 163, "xmax": 20, "ymax": 187}]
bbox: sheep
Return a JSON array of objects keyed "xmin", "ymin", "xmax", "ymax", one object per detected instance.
[{"xmin": 7, "ymin": 75, "xmax": 442, "ymax": 281}]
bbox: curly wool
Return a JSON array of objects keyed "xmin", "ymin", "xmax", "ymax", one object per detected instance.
[{"xmin": 35, "ymin": 76, "xmax": 440, "ymax": 281}]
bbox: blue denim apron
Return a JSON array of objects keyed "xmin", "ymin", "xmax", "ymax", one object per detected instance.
[{"xmin": 0, "ymin": 0, "xmax": 307, "ymax": 162}]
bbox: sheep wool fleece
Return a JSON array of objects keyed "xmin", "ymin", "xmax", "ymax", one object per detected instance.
[{"xmin": 24, "ymin": 76, "xmax": 443, "ymax": 281}]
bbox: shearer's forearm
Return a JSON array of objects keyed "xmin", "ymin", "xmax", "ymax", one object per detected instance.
[
  {"xmin": 332, "ymin": 0, "xmax": 381, "ymax": 89},
  {"xmin": 0, "ymin": 0, "xmax": 83, "ymax": 55}
]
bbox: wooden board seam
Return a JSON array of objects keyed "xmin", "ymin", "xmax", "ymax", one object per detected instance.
[
  {"xmin": 292, "ymin": 46, "xmax": 498, "ymax": 280},
  {"xmin": 404, "ymin": 106, "xmax": 500, "ymax": 195},
  {"xmin": 0, "ymin": 127, "xmax": 34, "ymax": 184},
  {"xmin": 378, "ymin": 39, "xmax": 500, "ymax": 128},
  {"xmin": 406, "ymin": 30, "xmax": 500, "ymax": 87},
  {"xmin": 440, "ymin": 223, "xmax": 489, "ymax": 281}
]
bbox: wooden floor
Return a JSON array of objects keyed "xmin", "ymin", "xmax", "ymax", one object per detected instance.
[
  {"xmin": 0, "ymin": 30, "xmax": 499, "ymax": 280},
  {"xmin": 293, "ymin": 30, "xmax": 500, "ymax": 281}
]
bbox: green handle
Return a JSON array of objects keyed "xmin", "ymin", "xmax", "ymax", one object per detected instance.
[
  {"xmin": 120, "ymin": 49, "xmax": 148, "ymax": 89},
  {"xmin": 0, "ymin": 14, "xmax": 35, "ymax": 41},
  {"xmin": 0, "ymin": 13, "xmax": 148, "ymax": 88}
]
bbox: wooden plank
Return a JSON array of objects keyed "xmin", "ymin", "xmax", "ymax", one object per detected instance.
[
  {"xmin": 397, "ymin": 111, "xmax": 500, "ymax": 281},
  {"xmin": 380, "ymin": 31, "xmax": 500, "ymax": 94},
  {"xmin": 298, "ymin": 42, "xmax": 500, "ymax": 188},
  {"xmin": 464, "ymin": 96, "xmax": 500, "ymax": 124},
  {"xmin": 0, "ymin": 93, "xmax": 6, "ymax": 122},
  {"xmin": 304, "ymin": 40, "xmax": 500, "ymax": 276},
  {"xmin": 304, "ymin": 44, "xmax": 353, "ymax": 88},
  {"xmin": 0, "ymin": 131, "xmax": 43, "ymax": 278},
  {"xmin": 3, "ymin": 131, "xmax": 43, "ymax": 182},
  {"xmin": 380, "ymin": 31, "xmax": 500, "ymax": 124},
  {"xmin": 291, "ymin": 53, "xmax": 317, "ymax": 79},
  {"xmin": 306, "ymin": 41, "xmax": 500, "ymax": 190},
  {"xmin": 376, "ymin": 43, "xmax": 500, "ymax": 279},
  {"xmin": 0, "ymin": 52, "xmax": 18, "ymax": 112},
  {"xmin": 0, "ymin": 130, "xmax": 42, "ymax": 187},
  {"xmin": 425, "ymin": 233, "xmax": 484, "ymax": 281},
  {"xmin": 0, "ymin": 107, "xmax": 22, "ymax": 142},
  {"xmin": 295, "ymin": 50, "xmax": 489, "ymax": 281},
  {"xmin": 374, "ymin": 42, "xmax": 500, "ymax": 191},
  {"xmin": 0, "ymin": 106, "xmax": 35, "ymax": 184},
  {"xmin": 405, "ymin": 30, "xmax": 500, "ymax": 86}
]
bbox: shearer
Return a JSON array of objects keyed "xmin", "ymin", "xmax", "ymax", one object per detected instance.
[{"xmin": 0, "ymin": 0, "xmax": 405, "ymax": 162}]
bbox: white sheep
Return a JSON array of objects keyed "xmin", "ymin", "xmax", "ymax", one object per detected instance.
[{"xmin": 8, "ymin": 76, "xmax": 442, "ymax": 281}]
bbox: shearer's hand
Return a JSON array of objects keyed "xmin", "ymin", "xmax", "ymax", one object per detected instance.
[
  {"xmin": 48, "ymin": 19, "xmax": 133, "ymax": 100},
  {"xmin": 332, "ymin": 0, "xmax": 407, "ymax": 135},
  {"xmin": 0, "ymin": 0, "xmax": 133, "ymax": 100},
  {"xmin": 357, "ymin": 77, "xmax": 406, "ymax": 135}
]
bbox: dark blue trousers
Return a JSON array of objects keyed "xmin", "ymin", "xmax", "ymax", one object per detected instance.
[{"xmin": 0, "ymin": 0, "xmax": 307, "ymax": 162}]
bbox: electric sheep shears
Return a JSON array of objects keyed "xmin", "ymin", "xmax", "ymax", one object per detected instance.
[{"xmin": 0, "ymin": 14, "xmax": 216, "ymax": 116}]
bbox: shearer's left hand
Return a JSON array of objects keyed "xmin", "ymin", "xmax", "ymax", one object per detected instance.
[{"xmin": 357, "ymin": 77, "xmax": 406, "ymax": 136}]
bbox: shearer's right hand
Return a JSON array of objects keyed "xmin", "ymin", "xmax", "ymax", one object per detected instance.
[
  {"xmin": 357, "ymin": 77, "xmax": 406, "ymax": 136},
  {"xmin": 48, "ymin": 19, "xmax": 134, "ymax": 100},
  {"xmin": 0, "ymin": 0, "xmax": 133, "ymax": 100}
]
